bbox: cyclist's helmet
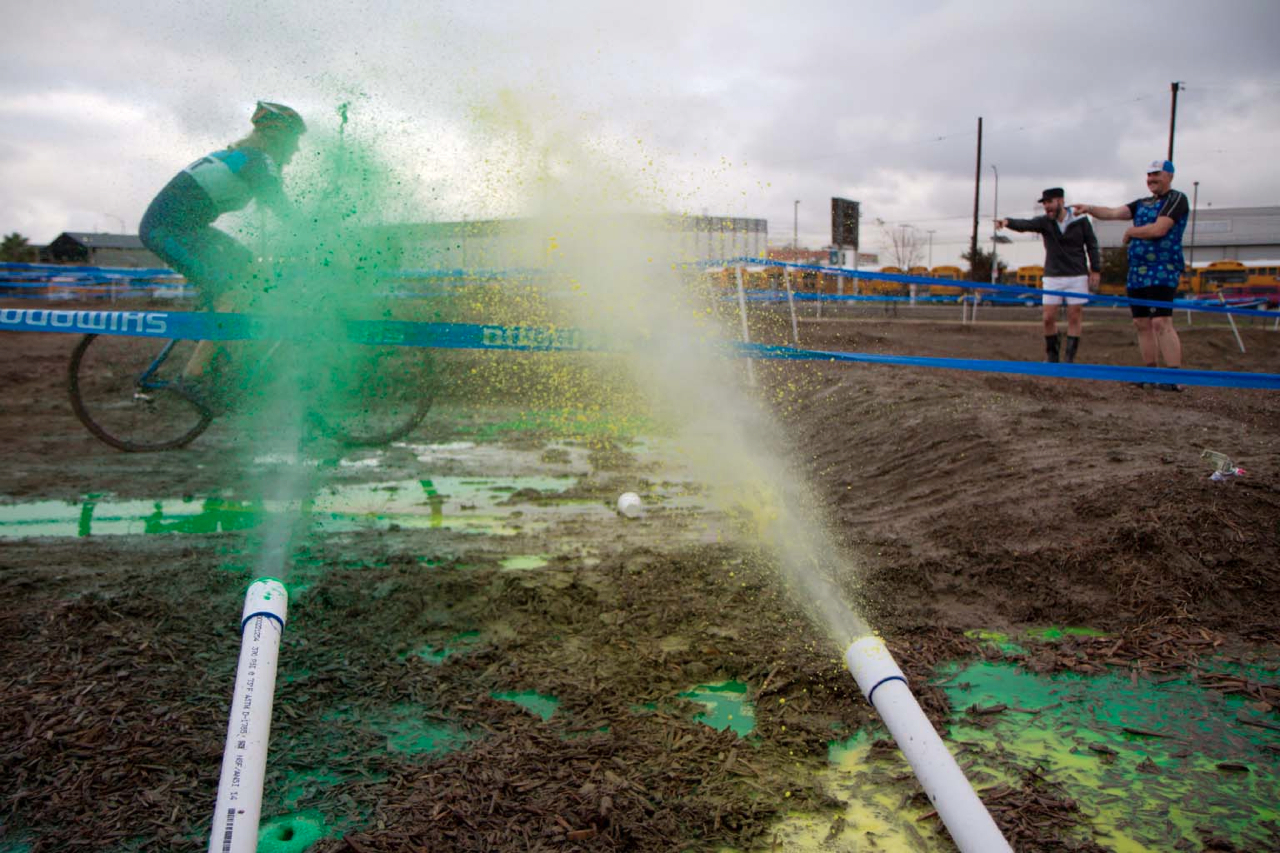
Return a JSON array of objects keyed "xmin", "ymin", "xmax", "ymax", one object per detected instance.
[{"xmin": 252, "ymin": 101, "xmax": 306, "ymax": 136}]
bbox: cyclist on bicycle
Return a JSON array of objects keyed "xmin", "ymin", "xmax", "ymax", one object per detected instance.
[{"xmin": 138, "ymin": 101, "xmax": 306, "ymax": 394}]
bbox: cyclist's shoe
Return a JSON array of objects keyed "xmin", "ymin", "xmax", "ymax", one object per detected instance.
[{"xmin": 171, "ymin": 377, "xmax": 224, "ymax": 415}]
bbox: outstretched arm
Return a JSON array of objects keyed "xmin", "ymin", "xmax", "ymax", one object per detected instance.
[
  {"xmin": 997, "ymin": 217, "xmax": 1041, "ymax": 233},
  {"xmin": 1073, "ymin": 203, "xmax": 1131, "ymax": 221}
]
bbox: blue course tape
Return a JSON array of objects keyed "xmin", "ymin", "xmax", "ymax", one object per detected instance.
[
  {"xmin": 738, "ymin": 342, "xmax": 1280, "ymax": 390},
  {"xmin": 3, "ymin": 307, "xmax": 1277, "ymax": 390},
  {"xmin": 0, "ymin": 307, "xmax": 610, "ymax": 351},
  {"xmin": 731, "ymin": 257, "xmax": 1279, "ymax": 319}
]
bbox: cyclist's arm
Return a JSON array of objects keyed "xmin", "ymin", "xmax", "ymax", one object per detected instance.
[{"xmin": 244, "ymin": 151, "xmax": 294, "ymax": 218}]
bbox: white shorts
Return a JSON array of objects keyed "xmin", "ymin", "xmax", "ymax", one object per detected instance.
[{"xmin": 1042, "ymin": 275, "xmax": 1089, "ymax": 306}]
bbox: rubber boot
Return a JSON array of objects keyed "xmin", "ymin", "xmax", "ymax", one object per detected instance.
[
  {"xmin": 1044, "ymin": 334, "xmax": 1060, "ymax": 363},
  {"xmin": 1065, "ymin": 335, "xmax": 1080, "ymax": 364}
]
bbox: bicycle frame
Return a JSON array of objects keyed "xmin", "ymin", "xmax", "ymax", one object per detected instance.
[
  {"xmin": 135, "ymin": 339, "xmax": 183, "ymax": 393},
  {"xmin": 139, "ymin": 338, "xmax": 285, "ymax": 402}
]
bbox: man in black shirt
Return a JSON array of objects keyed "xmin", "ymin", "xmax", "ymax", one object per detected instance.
[{"xmin": 997, "ymin": 187, "xmax": 1100, "ymax": 363}]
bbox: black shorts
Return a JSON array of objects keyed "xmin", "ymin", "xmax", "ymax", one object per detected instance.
[{"xmin": 1127, "ymin": 285, "xmax": 1177, "ymax": 318}]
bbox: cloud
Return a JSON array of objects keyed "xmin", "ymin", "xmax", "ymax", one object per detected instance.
[{"xmin": 2, "ymin": 0, "xmax": 1278, "ymax": 268}]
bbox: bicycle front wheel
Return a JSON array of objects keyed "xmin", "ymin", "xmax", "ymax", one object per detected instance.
[
  {"xmin": 314, "ymin": 346, "xmax": 436, "ymax": 447},
  {"xmin": 68, "ymin": 334, "xmax": 213, "ymax": 452}
]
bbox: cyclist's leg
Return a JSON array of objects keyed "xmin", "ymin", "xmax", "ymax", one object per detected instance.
[{"xmin": 143, "ymin": 225, "xmax": 253, "ymax": 379}]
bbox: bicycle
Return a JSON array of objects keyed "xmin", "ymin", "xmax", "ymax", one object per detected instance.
[{"xmin": 68, "ymin": 331, "xmax": 435, "ymax": 452}]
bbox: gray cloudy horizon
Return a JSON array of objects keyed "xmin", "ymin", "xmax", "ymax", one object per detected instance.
[{"xmin": 3, "ymin": 0, "xmax": 1279, "ymax": 268}]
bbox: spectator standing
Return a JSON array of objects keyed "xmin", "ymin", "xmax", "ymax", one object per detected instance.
[
  {"xmin": 1074, "ymin": 160, "xmax": 1190, "ymax": 390},
  {"xmin": 997, "ymin": 187, "xmax": 1100, "ymax": 363}
]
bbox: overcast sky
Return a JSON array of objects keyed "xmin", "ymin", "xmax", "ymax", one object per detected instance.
[{"xmin": 3, "ymin": 0, "xmax": 1279, "ymax": 267}]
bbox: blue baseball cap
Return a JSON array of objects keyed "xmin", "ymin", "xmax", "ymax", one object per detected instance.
[{"xmin": 1145, "ymin": 159, "xmax": 1175, "ymax": 175}]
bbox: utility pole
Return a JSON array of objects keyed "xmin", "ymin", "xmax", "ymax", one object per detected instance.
[
  {"xmin": 926, "ymin": 229, "xmax": 936, "ymax": 267},
  {"xmin": 793, "ymin": 200, "xmax": 800, "ymax": 249},
  {"xmin": 1168, "ymin": 81, "xmax": 1182, "ymax": 161},
  {"xmin": 971, "ymin": 116, "xmax": 982, "ymax": 280}
]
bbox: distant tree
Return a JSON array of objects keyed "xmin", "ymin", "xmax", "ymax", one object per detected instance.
[
  {"xmin": 876, "ymin": 219, "xmax": 926, "ymax": 269},
  {"xmin": 962, "ymin": 245, "xmax": 1008, "ymax": 283},
  {"xmin": 1100, "ymin": 247, "xmax": 1128, "ymax": 287},
  {"xmin": 1, "ymin": 232, "xmax": 38, "ymax": 263}
]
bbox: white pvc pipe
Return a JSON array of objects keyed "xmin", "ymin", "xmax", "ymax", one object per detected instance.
[
  {"xmin": 845, "ymin": 636, "xmax": 1012, "ymax": 853},
  {"xmin": 208, "ymin": 578, "xmax": 289, "ymax": 853}
]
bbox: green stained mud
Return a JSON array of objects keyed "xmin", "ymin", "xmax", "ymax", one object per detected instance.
[
  {"xmin": 403, "ymin": 630, "xmax": 483, "ymax": 664},
  {"xmin": 500, "ymin": 554, "xmax": 550, "ymax": 570},
  {"xmin": 0, "ymin": 475, "xmax": 575, "ymax": 539},
  {"xmin": 936, "ymin": 660, "xmax": 1280, "ymax": 851},
  {"xmin": 1024, "ymin": 625, "xmax": 1109, "ymax": 641},
  {"xmin": 965, "ymin": 624, "xmax": 1109, "ymax": 655},
  {"xmin": 964, "ymin": 628, "xmax": 1026, "ymax": 655},
  {"xmin": 321, "ymin": 702, "xmax": 472, "ymax": 757},
  {"xmin": 491, "ymin": 690, "xmax": 559, "ymax": 721},
  {"xmin": 776, "ymin": 656, "xmax": 1280, "ymax": 851},
  {"xmin": 279, "ymin": 667, "xmax": 313, "ymax": 685},
  {"xmin": 679, "ymin": 681, "xmax": 756, "ymax": 736},
  {"xmin": 385, "ymin": 720, "xmax": 471, "ymax": 755},
  {"xmin": 257, "ymin": 810, "xmax": 329, "ymax": 853}
]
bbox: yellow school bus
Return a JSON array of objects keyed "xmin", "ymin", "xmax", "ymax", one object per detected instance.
[{"xmin": 929, "ymin": 265, "xmax": 965, "ymax": 296}]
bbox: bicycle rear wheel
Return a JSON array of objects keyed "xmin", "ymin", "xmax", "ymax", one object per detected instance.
[
  {"xmin": 68, "ymin": 334, "xmax": 213, "ymax": 452},
  {"xmin": 314, "ymin": 345, "xmax": 436, "ymax": 447}
]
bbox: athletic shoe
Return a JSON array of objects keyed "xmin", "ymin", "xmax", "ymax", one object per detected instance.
[
  {"xmin": 170, "ymin": 377, "xmax": 223, "ymax": 415},
  {"xmin": 1155, "ymin": 383, "xmax": 1184, "ymax": 393}
]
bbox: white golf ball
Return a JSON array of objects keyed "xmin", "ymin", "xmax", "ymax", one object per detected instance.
[{"xmin": 617, "ymin": 492, "xmax": 642, "ymax": 518}]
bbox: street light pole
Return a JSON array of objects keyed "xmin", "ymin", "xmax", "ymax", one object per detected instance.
[
  {"xmin": 793, "ymin": 200, "xmax": 800, "ymax": 250},
  {"xmin": 990, "ymin": 165, "xmax": 1000, "ymax": 286},
  {"xmin": 927, "ymin": 229, "xmax": 936, "ymax": 268},
  {"xmin": 1189, "ymin": 180, "xmax": 1199, "ymax": 273},
  {"xmin": 900, "ymin": 224, "xmax": 919, "ymax": 305}
]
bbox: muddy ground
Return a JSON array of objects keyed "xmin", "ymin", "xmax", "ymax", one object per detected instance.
[{"xmin": 1, "ymin": 299, "xmax": 1278, "ymax": 852}]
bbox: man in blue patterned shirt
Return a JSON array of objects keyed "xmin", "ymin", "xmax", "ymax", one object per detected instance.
[{"xmin": 1075, "ymin": 160, "xmax": 1189, "ymax": 390}]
